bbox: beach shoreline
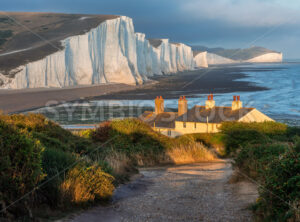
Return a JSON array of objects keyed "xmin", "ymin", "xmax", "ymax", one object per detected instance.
[{"xmin": 0, "ymin": 65, "xmax": 273, "ymax": 114}]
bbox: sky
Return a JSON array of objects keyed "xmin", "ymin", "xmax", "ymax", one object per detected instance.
[{"xmin": 2, "ymin": 0, "xmax": 300, "ymax": 59}]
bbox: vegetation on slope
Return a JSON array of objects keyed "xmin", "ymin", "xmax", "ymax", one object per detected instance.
[
  {"xmin": 190, "ymin": 121, "xmax": 300, "ymax": 221},
  {"xmin": 0, "ymin": 114, "xmax": 114, "ymax": 220},
  {"xmin": 0, "ymin": 30, "xmax": 12, "ymax": 47},
  {"xmin": 0, "ymin": 114, "xmax": 215, "ymax": 220}
]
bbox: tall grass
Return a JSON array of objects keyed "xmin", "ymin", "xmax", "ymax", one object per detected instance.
[
  {"xmin": 91, "ymin": 118, "xmax": 217, "ymax": 168},
  {"xmin": 60, "ymin": 164, "xmax": 114, "ymax": 205},
  {"xmin": 166, "ymin": 143, "xmax": 216, "ymax": 164}
]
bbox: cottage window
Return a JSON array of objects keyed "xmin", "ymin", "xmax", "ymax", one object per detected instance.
[{"xmin": 183, "ymin": 122, "xmax": 186, "ymax": 128}]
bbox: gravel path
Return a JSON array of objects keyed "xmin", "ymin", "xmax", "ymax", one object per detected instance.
[{"xmin": 64, "ymin": 161, "xmax": 258, "ymax": 222}]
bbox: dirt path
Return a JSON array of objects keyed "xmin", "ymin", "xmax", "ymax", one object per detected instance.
[{"xmin": 64, "ymin": 161, "xmax": 258, "ymax": 222}]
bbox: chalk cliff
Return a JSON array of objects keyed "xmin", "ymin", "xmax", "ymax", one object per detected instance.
[
  {"xmin": 0, "ymin": 16, "xmax": 195, "ymax": 89},
  {"xmin": 206, "ymin": 53, "xmax": 236, "ymax": 65},
  {"xmin": 193, "ymin": 51, "xmax": 208, "ymax": 68},
  {"xmin": 244, "ymin": 53, "xmax": 283, "ymax": 63},
  {"xmin": 192, "ymin": 46, "xmax": 283, "ymax": 65}
]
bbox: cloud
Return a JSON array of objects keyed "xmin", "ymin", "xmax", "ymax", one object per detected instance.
[
  {"xmin": 179, "ymin": 0, "xmax": 300, "ymax": 27},
  {"xmin": 1, "ymin": 0, "xmax": 300, "ymax": 58}
]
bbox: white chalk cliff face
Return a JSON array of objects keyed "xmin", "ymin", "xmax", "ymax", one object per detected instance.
[
  {"xmin": 206, "ymin": 52, "xmax": 283, "ymax": 65},
  {"xmin": 245, "ymin": 53, "xmax": 283, "ymax": 63},
  {"xmin": 135, "ymin": 36, "xmax": 194, "ymax": 77},
  {"xmin": 0, "ymin": 16, "xmax": 195, "ymax": 89},
  {"xmin": 206, "ymin": 53, "xmax": 237, "ymax": 65},
  {"xmin": 193, "ymin": 52, "xmax": 208, "ymax": 68}
]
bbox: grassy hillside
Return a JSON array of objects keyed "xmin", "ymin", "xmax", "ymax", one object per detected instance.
[
  {"xmin": 0, "ymin": 12, "xmax": 118, "ymax": 74},
  {"xmin": 0, "ymin": 114, "xmax": 215, "ymax": 220},
  {"xmin": 192, "ymin": 46, "xmax": 279, "ymax": 60}
]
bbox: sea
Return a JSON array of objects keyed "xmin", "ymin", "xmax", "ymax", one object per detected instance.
[{"xmin": 30, "ymin": 62, "xmax": 300, "ymax": 127}]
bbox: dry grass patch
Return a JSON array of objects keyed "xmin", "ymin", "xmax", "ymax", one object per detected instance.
[
  {"xmin": 166, "ymin": 143, "xmax": 216, "ymax": 164},
  {"xmin": 60, "ymin": 164, "xmax": 114, "ymax": 205},
  {"xmin": 104, "ymin": 151, "xmax": 133, "ymax": 176}
]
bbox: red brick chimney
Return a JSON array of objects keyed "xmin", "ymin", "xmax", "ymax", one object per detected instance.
[
  {"xmin": 178, "ymin": 96, "xmax": 188, "ymax": 116},
  {"xmin": 205, "ymin": 94, "xmax": 215, "ymax": 109},
  {"xmin": 155, "ymin": 96, "xmax": 164, "ymax": 114},
  {"xmin": 232, "ymin": 95, "xmax": 242, "ymax": 110}
]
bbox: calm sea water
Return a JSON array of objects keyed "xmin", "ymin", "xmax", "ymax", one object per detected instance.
[{"xmin": 31, "ymin": 62, "xmax": 300, "ymax": 126}]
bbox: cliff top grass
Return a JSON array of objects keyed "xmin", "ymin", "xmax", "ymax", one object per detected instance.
[{"xmin": 0, "ymin": 12, "xmax": 118, "ymax": 73}]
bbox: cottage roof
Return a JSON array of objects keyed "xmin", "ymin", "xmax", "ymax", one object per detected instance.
[
  {"xmin": 139, "ymin": 111, "xmax": 177, "ymax": 129},
  {"xmin": 176, "ymin": 105, "xmax": 254, "ymax": 123}
]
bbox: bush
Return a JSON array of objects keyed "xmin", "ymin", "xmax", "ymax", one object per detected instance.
[
  {"xmin": 60, "ymin": 164, "xmax": 114, "ymax": 205},
  {"xmin": 40, "ymin": 148, "xmax": 76, "ymax": 206},
  {"xmin": 221, "ymin": 121, "xmax": 287, "ymax": 137},
  {"xmin": 220, "ymin": 122, "xmax": 287, "ymax": 155},
  {"xmin": 0, "ymin": 113, "xmax": 115, "ymax": 219},
  {"xmin": 2, "ymin": 113, "xmax": 93, "ymax": 154},
  {"xmin": 224, "ymin": 129, "xmax": 270, "ymax": 155},
  {"xmin": 226, "ymin": 121, "xmax": 300, "ymax": 221},
  {"xmin": 256, "ymin": 148, "xmax": 300, "ymax": 221},
  {"xmin": 234, "ymin": 143, "xmax": 287, "ymax": 179},
  {"xmin": 91, "ymin": 121, "xmax": 111, "ymax": 143},
  {"xmin": 79, "ymin": 129, "xmax": 94, "ymax": 139},
  {"xmin": 0, "ymin": 120, "xmax": 44, "ymax": 217},
  {"xmin": 97, "ymin": 119, "xmax": 167, "ymax": 156}
]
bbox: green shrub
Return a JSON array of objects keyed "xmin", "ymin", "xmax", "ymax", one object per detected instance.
[
  {"xmin": 234, "ymin": 143, "xmax": 287, "ymax": 179},
  {"xmin": 0, "ymin": 120, "xmax": 44, "ymax": 217},
  {"xmin": 103, "ymin": 119, "xmax": 167, "ymax": 155},
  {"xmin": 78, "ymin": 129, "xmax": 94, "ymax": 139},
  {"xmin": 221, "ymin": 121, "xmax": 287, "ymax": 136},
  {"xmin": 40, "ymin": 148, "xmax": 76, "ymax": 206},
  {"xmin": 2, "ymin": 113, "xmax": 93, "ymax": 154},
  {"xmin": 287, "ymin": 126, "xmax": 300, "ymax": 141},
  {"xmin": 256, "ymin": 147, "xmax": 300, "ymax": 221},
  {"xmin": 33, "ymin": 131, "xmax": 70, "ymax": 151},
  {"xmin": 220, "ymin": 122, "xmax": 287, "ymax": 155},
  {"xmin": 227, "ymin": 122, "xmax": 300, "ymax": 221},
  {"xmin": 224, "ymin": 129, "xmax": 270, "ymax": 155}
]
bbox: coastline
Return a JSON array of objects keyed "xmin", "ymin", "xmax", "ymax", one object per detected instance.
[
  {"xmin": 0, "ymin": 65, "xmax": 272, "ymax": 114},
  {"xmin": 91, "ymin": 66, "xmax": 269, "ymax": 100}
]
